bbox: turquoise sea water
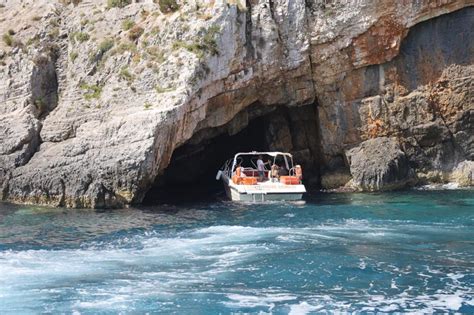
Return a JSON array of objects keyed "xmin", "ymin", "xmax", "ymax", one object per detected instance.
[{"xmin": 0, "ymin": 190, "xmax": 473, "ymax": 314}]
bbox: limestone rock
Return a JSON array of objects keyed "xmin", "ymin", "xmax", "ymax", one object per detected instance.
[
  {"xmin": 0, "ymin": 1, "xmax": 472, "ymax": 208},
  {"xmin": 346, "ymin": 137, "xmax": 415, "ymax": 191},
  {"xmin": 450, "ymin": 161, "xmax": 474, "ymax": 187},
  {"xmin": 321, "ymin": 172, "xmax": 352, "ymax": 190}
]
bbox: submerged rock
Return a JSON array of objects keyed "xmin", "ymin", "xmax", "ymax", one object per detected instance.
[{"xmin": 346, "ymin": 137, "xmax": 415, "ymax": 191}]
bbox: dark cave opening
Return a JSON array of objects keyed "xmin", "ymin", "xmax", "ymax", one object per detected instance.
[
  {"xmin": 143, "ymin": 104, "xmax": 321, "ymax": 204},
  {"xmin": 31, "ymin": 49, "xmax": 59, "ymax": 118}
]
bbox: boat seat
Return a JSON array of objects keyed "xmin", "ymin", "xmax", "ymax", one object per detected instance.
[
  {"xmin": 241, "ymin": 177, "xmax": 258, "ymax": 185},
  {"xmin": 243, "ymin": 170, "xmax": 269, "ymax": 177},
  {"xmin": 232, "ymin": 176, "xmax": 257, "ymax": 185},
  {"xmin": 280, "ymin": 176, "xmax": 300, "ymax": 185}
]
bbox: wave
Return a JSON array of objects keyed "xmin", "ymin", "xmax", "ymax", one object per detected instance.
[
  {"xmin": 415, "ymin": 183, "xmax": 474, "ymax": 190},
  {"xmin": 222, "ymin": 286, "xmax": 473, "ymax": 313},
  {"xmin": 1, "ymin": 219, "xmax": 473, "ymax": 313}
]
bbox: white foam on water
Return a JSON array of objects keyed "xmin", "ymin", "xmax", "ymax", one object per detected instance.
[
  {"xmin": 426, "ymin": 266, "xmax": 443, "ymax": 274},
  {"xmin": 430, "ymin": 293, "xmax": 465, "ymax": 310},
  {"xmin": 416, "ymin": 184, "xmax": 440, "ymax": 190},
  {"xmin": 1, "ymin": 223, "xmax": 365, "ymax": 312},
  {"xmin": 390, "ymin": 279, "xmax": 398, "ymax": 289},
  {"xmin": 447, "ymin": 272, "xmax": 465, "ymax": 281},
  {"xmin": 0, "ymin": 226, "xmax": 291, "ymax": 311},
  {"xmin": 195, "ymin": 225, "xmax": 271, "ymax": 236},
  {"xmin": 199, "ymin": 225, "xmax": 346, "ymax": 244},
  {"xmin": 442, "ymin": 183, "xmax": 460, "ymax": 189},
  {"xmin": 0, "ymin": 226, "xmax": 268, "ymax": 281},
  {"xmin": 378, "ymin": 303, "xmax": 400, "ymax": 312},
  {"xmin": 73, "ymin": 295, "xmax": 129, "ymax": 310},
  {"xmin": 416, "ymin": 182, "xmax": 462, "ymax": 190},
  {"xmin": 1, "ymin": 219, "xmax": 473, "ymax": 313},
  {"xmin": 288, "ymin": 301, "xmax": 324, "ymax": 315},
  {"xmin": 357, "ymin": 288, "xmax": 473, "ymax": 313},
  {"xmin": 224, "ymin": 293, "xmax": 297, "ymax": 309},
  {"xmin": 315, "ymin": 219, "xmax": 400, "ymax": 237},
  {"xmin": 367, "ymin": 232, "xmax": 386, "ymax": 237},
  {"xmin": 285, "ymin": 295, "xmax": 355, "ymax": 314}
]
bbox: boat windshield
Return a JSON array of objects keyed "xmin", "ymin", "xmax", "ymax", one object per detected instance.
[{"xmin": 231, "ymin": 152, "xmax": 294, "ymax": 174}]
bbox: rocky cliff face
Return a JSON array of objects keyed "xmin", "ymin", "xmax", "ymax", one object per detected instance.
[{"xmin": 0, "ymin": 0, "xmax": 472, "ymax": 207}]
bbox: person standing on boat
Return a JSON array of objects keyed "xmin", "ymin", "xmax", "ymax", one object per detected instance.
[{"xmin": 257, "ymin": 155, "xmax": 270, "ymax": 181}]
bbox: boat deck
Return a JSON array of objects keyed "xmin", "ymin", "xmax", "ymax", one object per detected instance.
[{"xmin": 253, "ymin": 180, "xmax": 293, "ymax": 187}]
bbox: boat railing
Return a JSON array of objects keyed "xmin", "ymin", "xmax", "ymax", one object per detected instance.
[
  {"xmin": 289, "ymin": 167, "xmax": 295, "ymax": 176},
  {"xmin": 221, "ymin": 159, "xmax": 233, "ymax": 177},
  {"xmin": 242, "ymin": 168, "xmax": 264, "ymax": 177}
]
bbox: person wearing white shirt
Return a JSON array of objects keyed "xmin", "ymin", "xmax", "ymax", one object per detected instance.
[{"xmin": 257, "ymin": 155, "xmax": 270, "ymax": 181}]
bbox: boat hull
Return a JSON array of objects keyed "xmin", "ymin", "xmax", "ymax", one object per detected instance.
[{"xmin": 222, "ymin": 174, "xmax": 305, "ymax": 202}]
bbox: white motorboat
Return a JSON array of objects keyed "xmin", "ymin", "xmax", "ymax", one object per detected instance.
[{"xmin": 216, "ymin": 151, "xmax": 306, "ymax": 201}]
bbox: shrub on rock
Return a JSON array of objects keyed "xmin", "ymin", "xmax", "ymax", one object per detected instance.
[
  {"xmin": 108, "ymin": 0, "xmax": 131, "ymax": 8},
  {"xmin": 128, "ymin": 26, "xmax": 144, "ymax": 41},
  {"xmin": 157, "ymin": 0, "xmax": 179, "ymax": 13}
]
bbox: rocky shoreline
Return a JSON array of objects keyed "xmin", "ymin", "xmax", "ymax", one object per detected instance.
[{"xmin": 0, "ymin": 0, "xmax": 472, "ymax": 208}]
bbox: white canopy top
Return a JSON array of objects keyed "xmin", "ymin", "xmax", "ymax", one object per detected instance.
[{"xmin": 234, "ymin": 151, "xmax": 293, "ymax": 158}]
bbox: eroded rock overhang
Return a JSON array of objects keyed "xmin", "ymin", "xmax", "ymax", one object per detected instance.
[{"xmin": 143, "ymin": 102, "xmax": 321, "ymax": 203}]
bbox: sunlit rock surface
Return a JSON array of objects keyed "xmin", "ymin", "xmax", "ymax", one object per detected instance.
[
  {"xmin": 346, "ymin": 137, "xmax": 415, "ymax": 191},
  {"xmin": 0, "ymin": 0, "xmax": 472, "ymax": 207}
]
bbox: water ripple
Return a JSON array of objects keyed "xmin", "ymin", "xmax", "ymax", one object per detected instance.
[{"xmin": 0, "ymin": 190, "xmax": 473, "ymax": 313}]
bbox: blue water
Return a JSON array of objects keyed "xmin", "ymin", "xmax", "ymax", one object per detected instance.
[{"xmin": 0, "ymin": 190, "xmax": 473, "ymax": 314}]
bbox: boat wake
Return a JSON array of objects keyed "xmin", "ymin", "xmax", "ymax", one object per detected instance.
[
  {"xmin": 1, "ymin": 219, "xmax": 473, "ymax": 313},
  {"xmin": 1, "ymin": 190, "xmax": 473, "ymax": 313}
]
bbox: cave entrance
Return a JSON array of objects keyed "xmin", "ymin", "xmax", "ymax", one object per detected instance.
[{"xmin": 143, "ymin": 104, "xmax": 321, "ymax": 204}]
